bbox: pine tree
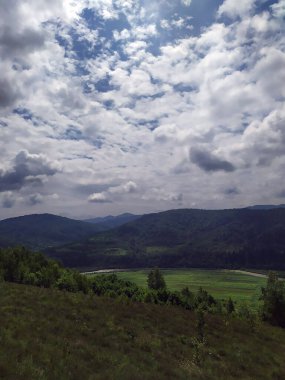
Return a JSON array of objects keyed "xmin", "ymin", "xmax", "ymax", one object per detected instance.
[
  {"xmin": 226, "ymin": 297, "xmax": 235, "ymax": 314},
  {"xmin": 147, "ymin": 268, "xmax": 166, "ymax": 290}
]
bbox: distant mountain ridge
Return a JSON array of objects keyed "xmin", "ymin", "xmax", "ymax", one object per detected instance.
[
  {"xmin": 84, "ymin": 213, "xmax": 141, "ymax": 228},
  {"xmin": 0, "ymin": 214, "xmax": 103, "ymax": 250},
  {"xmin": 0, "ymin": 213, "xmax": 143, "ymax": 250},
  {"xmin": 47, "ymin": 207, "xmax": 285, "ymax": 270},
  {"xmin": 2, "ymin": 206, "xmax": 285, "ymax": 270},
  {"xmin": 246, "ymin": 204, "xmax": 285, "ymax": 210}
]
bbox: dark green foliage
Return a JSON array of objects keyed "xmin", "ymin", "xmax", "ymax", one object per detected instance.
[
  {"xmin": 90, "ymin": 272, "xmax": 213, "ymax": 312},
  {"xmin": 2, "ymin": 246, "xmax": 285, "ymax": 333},
  {"xmin": 237, "ymin": 303, "xmax": 257, "ymax": 331},
  {"xmin": 0, "ymin": 247, "xmax": 88, "ymax": 293},
  {"xmin": 194, "ymin": 287, "xmax": 216, "ymax": 310},
  {"xmin": 0, "ymin": 246, "xmax": 61, "ymax": 285},
  {"xmin": 180, "ymin": 287, "xmax": 195, "ymax": 309},
  {"xmin": 0, "ymin": 247, "xmax": 225, "ymax": 317},
  {"xmin": 260, "ymin": 271, "xmax": 285, "ymax": 327},
  {"xmin": 226, "ymin": 298, "xmax": 235, "ymax": 315},
  {"xmin": 91, "ymin": 273, "xmax": 145, "ymax": 301},
  {"xmin": 147, "ymin": 268, "xmax": 166, "ymax": 290},
  {"xmin": 48, "ymin": 208, "xmax": 285, "ymax": 269}
]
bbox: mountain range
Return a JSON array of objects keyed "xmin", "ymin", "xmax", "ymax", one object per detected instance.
[
  {"xmin": 1, "ymin": 206, "xmax": 285, "ymax": 270},
  {"xmin": 46, "ymin": 207, "xmax": 285, "ymax": 270},
  {"xmin": 84, "ymin": 213, "xmax": 141, "ymax": 228},
  {"xmin": 0, "ymin": 213, "xmax": 138, "ymax": 250}
]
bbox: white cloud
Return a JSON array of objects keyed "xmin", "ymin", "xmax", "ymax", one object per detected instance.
[
  {"xmin": 0, "ymin": 0, "xmax": 285, "ymax": 218},
  {"xmin": 1, "ymin": 192, "xmax": 17, "ymax": 208},
  {"xmin": 88, "ymin": 192, "xmax": 111, "ymax": 203},
  {"xmin": 113, "ymin": 29, "xmax": 131, "ymax": 41},
  {"xmin": 181, "ymin": 0, "xmax": 192, "ymax": 6},
  {"xmin": 271, "ymin": 0, "xmax": 285, "ymax": 18},
  {"xmin": 218, "ymin": 0, "xmax": 256, "ymax": 18},
  {"xmin": 28, "ymin": 193, "xmax": 44, "ymax": 205},
  {"xmin": 132, "ymin": 24, "xmax": 157, "ymax": 39},
  {"xmin": 109, "ymin": 181, "xmax": 138, "ymax": 194},
  {"xmin": 88, "ymin": 181, "xmax": 138, "ymax": 203}
]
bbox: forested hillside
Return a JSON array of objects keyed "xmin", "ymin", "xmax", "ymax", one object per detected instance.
[
  {"xmin": 47, "ymin": 208, "xmax": 285, "ymax": 269},
  {"xmin": 0, "ymin": 214, "xmax": 111, "ymax": 250},
  {"xmin": 84, "ymin": 213, "xmax": 141, "ymax": 228}
]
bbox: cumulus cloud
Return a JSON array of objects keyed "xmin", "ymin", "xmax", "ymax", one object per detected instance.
[
  {"xmin": 88, "ymin": 181, "xmax": 138, "ymax": 203},
  {"xmin": 238, "ymin": 105, "xmax": 285, "ymax": 167},
  {"xmin": 271, "ymin": 0, "xmax": 285, "ymax": 18},
  {"xmin": 88, "ymin": 192, "xmax": 112, "ymax": 203},
  {"xmin": 0, "ymin": 26, "xmax": 46, "ymax": 60},
  {"xmin": 0, "ymin": 0, "xmax": 284, "ymax": 218},
  {"xmin": 0, "ymin": 151, "xmax": 60, "ymax": 193},
  {"xmin": 27, "ymin": 193, "xmax": 44, "ymax": 206},
  {"xmin": 224, "ymin": 187, "xmax": 240, "ymax": 196},
  {"xmin": 142, "ymin": 188, "xmax": 183, "ymax": 203},
  {"xmin": 109, "ymin": 181, "xmax": 138, "ymax": 194},
  {"xmin": 217, "ymin": 0, "xmax": 256, "ymax": 18},
  {"xmin": 190, "ymin": 147, "xmax": 235, "ymax": 173},
  {"xmin": 0, "ymin": 77, "xmax": 20, "ymax": 108},
  {"xmin": 181, "ymin": 0, "xmax": 192, "ymax": 6},
  {"xmin": 1, "ymin": 192, "xmax": 16, "ymax": 208}
]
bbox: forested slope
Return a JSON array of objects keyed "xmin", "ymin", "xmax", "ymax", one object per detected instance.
[{"xmin": 47, "ymin": 208, "xmax": 285, "ymax": 269}]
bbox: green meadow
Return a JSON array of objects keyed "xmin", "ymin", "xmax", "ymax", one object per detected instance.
[{"xmin": 114, "ymin": 269, "xmax": 267, "ymax": 306}]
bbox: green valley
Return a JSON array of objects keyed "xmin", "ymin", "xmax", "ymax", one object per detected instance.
[{"xmin": 113, "ymin": 269, "xmax": 267, "ymax": 306}]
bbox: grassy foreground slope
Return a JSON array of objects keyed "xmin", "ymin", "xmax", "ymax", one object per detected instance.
[{"xmin": 1, "ymin": 282, "xmax": 285, "ymax": 380}]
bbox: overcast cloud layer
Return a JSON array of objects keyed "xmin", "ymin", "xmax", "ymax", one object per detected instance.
[{"xmin": 0, "ymin": 0, "xmax": 285, "ymax": 219}]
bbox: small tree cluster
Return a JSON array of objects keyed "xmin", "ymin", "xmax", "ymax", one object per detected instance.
[
  {"xmin": 0, "ymin": 250, "xmax": 221, "ymax": 316},
  {"xmin": 260, "ymin": 271, "xmax": 285, "ymax": 327}
]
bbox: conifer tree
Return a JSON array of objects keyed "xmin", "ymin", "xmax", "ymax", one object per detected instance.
[{"xmin": 147, "ymin": 268, "xmax": 166, "ymax": 290}]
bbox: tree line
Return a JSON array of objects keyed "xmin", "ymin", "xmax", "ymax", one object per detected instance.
[{"xmin": 0, "ymin": 247, "xmax": 284, "ymax": 327}]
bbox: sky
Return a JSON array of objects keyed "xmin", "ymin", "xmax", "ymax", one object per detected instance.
[{"xmin": 0, "ymin": 0, "xmax": 285, "ymax": 220}]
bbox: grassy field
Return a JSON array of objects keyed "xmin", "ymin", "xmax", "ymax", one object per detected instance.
[
  {"xmin": 1, "ymin": 281, "xmax": 285, "ymax": 379},
  {"xmin": 243, "ymin": 269, "xmax": 285, "ymax": 278},
  {"xmin": 113, "ymin": 269, "xmax": 267, "ymax": 306}
]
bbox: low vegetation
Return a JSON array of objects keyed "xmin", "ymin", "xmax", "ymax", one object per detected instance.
[
  {"xmin": 1, "ymin": 281, "xmax": 285, "ymax": 379},
  {"xmin": 1, "ymin": 246, "xmax": 285, "ymax": 379},
  {"xmin": 1, "ymin": 247, "xmax": 285, "ymax": 324},
  {"xmin": 0, "ymin": 247, "xmax": 229, "ymax": 314}
]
